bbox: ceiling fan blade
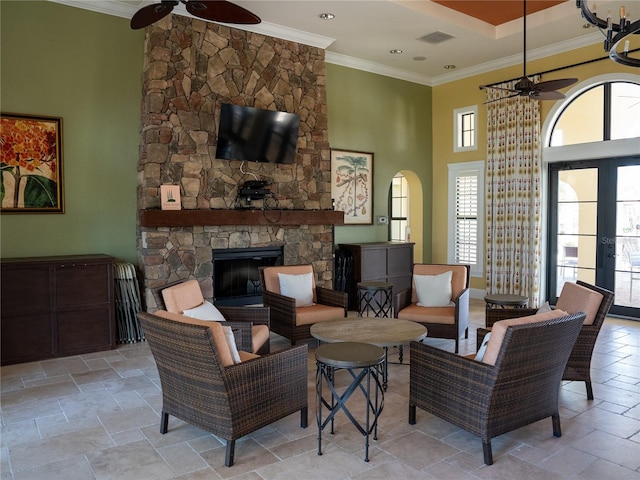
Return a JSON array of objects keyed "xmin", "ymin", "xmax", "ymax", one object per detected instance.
[
  {"xmin": 131, "ymin": 1, "xmax": 177, "ymax": 29},
  {"xmin": 534, "ymin": 78, "xmax": 578, "ymax": 92},
  {"xmin": 185, "ymin": 0, "xmax": 261, "ymax": 24},
  {"xmin": 531, "ymin": 90, "xmax": 566, "ymax": 100}
]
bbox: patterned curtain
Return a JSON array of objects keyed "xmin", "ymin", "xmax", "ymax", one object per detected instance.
[{"xmin": 486, "ymin": 78, "xmax": 542, "ymax": 307}]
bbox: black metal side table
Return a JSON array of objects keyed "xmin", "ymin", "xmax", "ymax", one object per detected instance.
[
  {"xmin": 357, "ymin": 281, "xmax": 393, "ymax": 317},
  {"xmin": 315, "ymin": 342, "xmax": 385, "ymax": 462}
]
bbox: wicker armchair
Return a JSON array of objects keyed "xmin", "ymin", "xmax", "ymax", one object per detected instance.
[
  {"xmin": 138, "ymin": 311, "xmax": 308, "ymax": 467},
  {"xmin": 154, "ymin": 279, "xmax": 271, "ymax": 354},
  {"xmin": 259, "ymin": 265, "xmax": 348, "ymax": 345},
  {"xmin": 393, "ymin": 264, "xmax": 470, "ymax": 353},
  {"xmin": 409, "ymin": 312, "xmax": 585, "ymax": 465},
  {"xmin": 482, "ymin": 281, "xmax": 614, "ymax": 400}
]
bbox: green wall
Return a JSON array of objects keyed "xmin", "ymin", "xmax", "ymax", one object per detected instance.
[
  {"xmin": 0, "ymin": 1, "xmax": 144, "ymax": 263},
  {"xmin": 1, "ymin": 2, "xmax": 433, "ymax": 265},
  {"xmin": 326, "ymin": 64, "xmax": 433, "ymax": 260}
]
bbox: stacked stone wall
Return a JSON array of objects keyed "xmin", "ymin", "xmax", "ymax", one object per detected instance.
[{"xmin": 136, "ymin": 15, "xmax": 334, "ymax": 309}]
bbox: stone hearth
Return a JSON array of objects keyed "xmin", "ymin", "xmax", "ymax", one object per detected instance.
[{"xmin": 136, "ymin": 15, "xmax": 335, "ymax": 310}]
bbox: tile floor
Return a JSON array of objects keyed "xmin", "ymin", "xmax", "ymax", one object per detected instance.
[{"xmin": 1, "ymin": 299, "xmax": 639, "ymax": 480}]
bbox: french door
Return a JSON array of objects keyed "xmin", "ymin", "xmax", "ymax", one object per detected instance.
[{"xmin": 547, "ymin": 157, "xmax": 640, "ymax": 318}]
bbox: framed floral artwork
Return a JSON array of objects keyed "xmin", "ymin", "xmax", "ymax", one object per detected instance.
[
  {"xmin": 331, "ymin": 148, "xmax": 374, "ymax": 225},
  {"xmin": 0, "ymin": 113, "xmax": 64, "ymax": 213}
]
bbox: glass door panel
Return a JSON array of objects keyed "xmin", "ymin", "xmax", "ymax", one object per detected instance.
[
  {"xmin": 614, "ymin": 165, "xmax": 640, "ymax": 307},
  {"xmin": 554, "ymin": 169, "xmax": 598, "ymax": 296}
]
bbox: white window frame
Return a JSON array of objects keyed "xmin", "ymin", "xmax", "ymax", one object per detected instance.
[
  {"xmin": 448, "ymin": 161, "xmax": 484, "ymax": 278},
  {"xmin": 453, "ymin": 105, "xmax": 478, "ymax": 153}
]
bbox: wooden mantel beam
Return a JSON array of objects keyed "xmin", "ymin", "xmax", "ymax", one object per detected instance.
[{"xmin": 139, "ymin": 209, "xmax": 345, "ymax": 227}]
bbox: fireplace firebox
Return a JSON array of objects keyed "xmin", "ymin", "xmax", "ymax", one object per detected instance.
[{"xmin": 213, "ymin": 246, "xmax": 283, "ymax": 306}]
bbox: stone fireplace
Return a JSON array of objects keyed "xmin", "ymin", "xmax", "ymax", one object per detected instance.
[{"xmin": 136, "ymin": 15, "xmax": 338, "ymax": 311}]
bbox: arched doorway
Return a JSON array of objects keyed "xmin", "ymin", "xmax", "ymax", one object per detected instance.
[{"xmin": 388, "ymin": 170, "xmax": 424, "ymax": 262}]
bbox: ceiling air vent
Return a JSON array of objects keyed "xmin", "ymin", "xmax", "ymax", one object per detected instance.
[{"xmin": 418, "ymin": 31, "xmax": 455, "ymax": 44}]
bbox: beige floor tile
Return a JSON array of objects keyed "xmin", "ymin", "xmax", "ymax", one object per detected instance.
[
  {"xmin": 355, "ymin": 460, "xmax": 434, "ymax": 479},
  {"xmin": 470, "ymin": 454, "xmax": 565, "ymax": 480},
  {"xmin": 9, "ymin": 426, "xmax": 113, "ymax": 472},
  {"xmin": 157, "ymin": 442, "xmax": 209, "ymax": 476},
  {"xmin": 378, "ymin": 431, "xmax": 459, "ymax": 470},
  {"xmin": 202, "ymin": 439, "xmax": 280, "ymax": 478},
  {"xmin": 571, "ymin": 429, "xmax": 640, "ymax": 470},
  {"xmin": 266, "ymin": 433, "xmax": 317, "ymax": 460},
  {"xmin": 87, "ymin": 439, "xmax": 175, "ymax": 480},
  {"xmin": 98, "ymin": 405, "xmax": 160, "ymax": 434},
  {"xmin": 424, "ymin": 459, "xmax": 480, "ymax": 480},
  {"xmin": 573, "ymin": 404, "xmax": 640, "ymax": 438},
  {"xmin": 573, "ymin": 458, "xmax": 640, "ymax": 480},
  {"xmin": 256, "ymin": 447, "xmax": 372, "ymax": 480},
  {"xmin": 12, "ymin": 454, "xmax": 95, "ymax": 480},
  {"xmin": 141, "ymin": 421, "xmax": 214, "ymax": 449},
  {"xmin": 40, "ymin": 357, "xmax": 90, "ymax": 377},
  {"xmin": 0, "ymin": 420, "xmax": 40, "ymax": 449},
  {"xmin": 58, "ymin": 389, "xmax": 121, "ymax": 422},
  {"xmin": 537, "ymin": 446, "xmax": 598, "ymax": 478},
  {"xmin": 70, "ymin": 368, "xmax": 121, "ymax": 386},
  {"xmin": 1, "ymin": 396, "xmax": 65, "ymax": 424}
]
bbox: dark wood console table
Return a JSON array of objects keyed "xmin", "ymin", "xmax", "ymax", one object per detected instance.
[
  {"xmin": 339, "ymin": 242, "xmax": 414, "ymax": 310},
  {"xmin": 1, "ymin": 254, "xmax": 116, "ymax": 365}
]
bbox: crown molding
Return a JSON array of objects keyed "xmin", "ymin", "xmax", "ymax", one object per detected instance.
[
  {"xmin": 325, "ymin": 52, "xmax": 434, "ymax": 86},
  {"xmin": 234, "ymin": 22, "xmax": 334, "ymax": 49}
]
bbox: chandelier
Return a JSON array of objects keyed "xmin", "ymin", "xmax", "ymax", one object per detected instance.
[{"xmin": 577, "ymin": 0, "xmax": 640, "ymax": 67}]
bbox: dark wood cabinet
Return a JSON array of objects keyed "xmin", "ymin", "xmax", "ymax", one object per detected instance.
[
  {"xmin": 1, "ymin": 254, "xmax": 116, "ymax": 365},
  {"xmin": 339, "ymin": 242, "xmax": 414, "ymax": 309}
]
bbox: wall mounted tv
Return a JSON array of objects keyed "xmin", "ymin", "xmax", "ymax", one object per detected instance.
[{"xmin": 215, "ymin": 103, "xmax": 300, "ymax": 164}]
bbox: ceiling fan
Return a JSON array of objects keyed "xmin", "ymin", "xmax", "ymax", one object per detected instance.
[
  {"xmin": 130, "ymin": 0, "xmax": 261, "ymax": 30},
  {"xmin": 481, "ymin": 0, "xmax": 577, "ymax": 101}
]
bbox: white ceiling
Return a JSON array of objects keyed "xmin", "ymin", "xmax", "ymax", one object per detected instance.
[{"xmin": 51, "ymin": 0, "xmax": 632, "ymax": 86}]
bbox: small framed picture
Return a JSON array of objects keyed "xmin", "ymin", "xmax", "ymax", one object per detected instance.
[
  {"xmin": 331, "ymin": 148, "xmax": 374, "ymax": 225},
  {"xmin": 160, "ymin": 185, "xmax": 181, "ymax": 210}
]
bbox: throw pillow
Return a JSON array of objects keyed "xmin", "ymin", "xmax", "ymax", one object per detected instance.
[
  {"xmin": 222, "ymin": 325, "xmax": 242, "ymax": 364},
  {"xmin": 414, "ymin": 271, "xmax": 453, "ymax": 307},
  {"xmin": 474, "ymin": 332, "xmax": 491, "ymax": 362},
  {"xmin": 182, "ymin": 300, "xmax": 226, "ymax": 321},
  {"xmin": 278, "ymin": 272, "xmax": 314, "ymax": 307}
]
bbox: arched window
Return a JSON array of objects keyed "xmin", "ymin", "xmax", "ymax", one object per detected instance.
[
  {"xmin": 550, "ymin": 81, "xmax": 640, "ymax": 147},
  {"xmin": 389, "ymin": 173, "xmax": 409, "ymax": 242}
]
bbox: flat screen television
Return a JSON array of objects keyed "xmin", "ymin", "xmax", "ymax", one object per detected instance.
[{"xmin": 215, "ymin": 103, "xmax": 300, "ymax": 164}]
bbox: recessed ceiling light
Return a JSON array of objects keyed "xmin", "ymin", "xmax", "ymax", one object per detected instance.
[
  {"xmin": 444, "ymin": 64, "xmax": 456, "ymax": 70},
  {"xmin": 390, "ymin": 49, "xmax": 403, "ymax": 54},
  {"xmin": 319, "ymin": 13, "xmax": 335, "ymax": 20},
  {"xmin": 413, "ymin": 56, "xmax": 426, "ymax": 61}
]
